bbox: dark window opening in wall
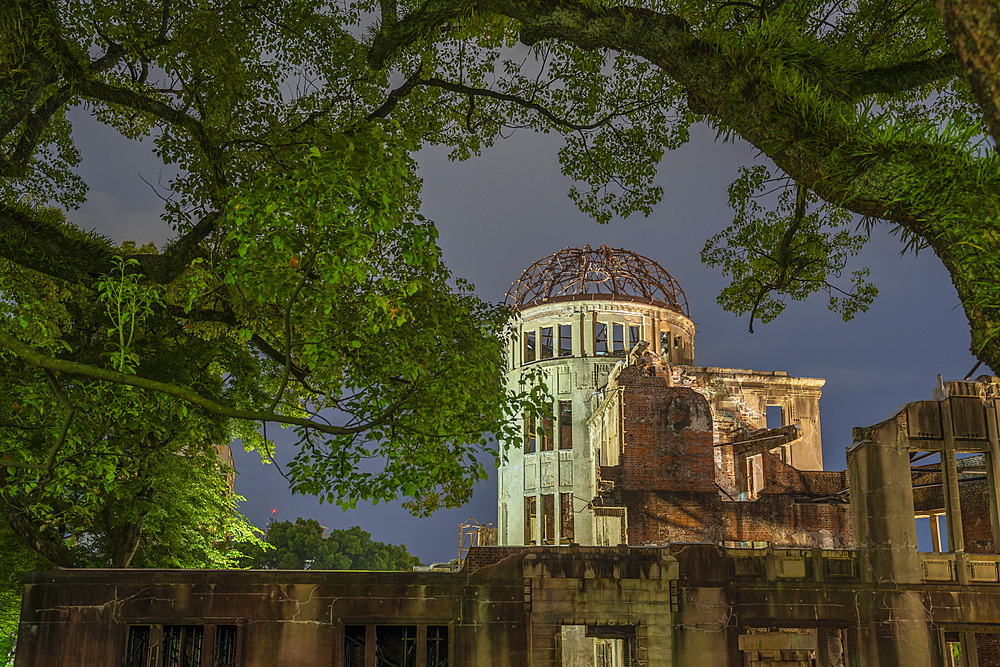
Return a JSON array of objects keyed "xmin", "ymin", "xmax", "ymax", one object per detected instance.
[
  {"xmin": 525, "ymin": 496, "xmax": 537, "ymax": 544},
  {"xmin": 628, "ymin": 325, "xmax": 640, "ymax": 351},
  {"xmin": 541, "ymin": 411, "xmax": 554, "ymax": 451},
  {"xmin": 559, "ymin": 401, "xmax": 573, "ymax": 450},
  {"xmin": 524, "ymin": 331, "xmax": 536, "ymax": 363},
  {"xmin": 561, "ymin": 492, "xmax": 575, "ymax": 544},
  {"xmin": 596, "ymin": 323, "xmax": 608, "ymax": 355},
  {"xmin": 213, "ymin": 626, "xmax": 238, "ymax": 667},
  {"xmin": 674, "ymin": 337, "xmax": 680, "ymax": 349},
  {"xmin": 162, "ymin": 625, "xmax": 203, "ymax": 667},
  {"xmin": 766, "ymin": 405, "xmax": 784, "ymax": 429},
  {"xmin": 345, "ymin": 626, "xmax": 366, "ymax": 667},
  {"xmin": 541, "ymin": 327, "xmax": 553, "ymax": 358},
  {"xmin": 612, "ymin": 324, "xmax": 625, "ymax": 354},
  {"xmin": 427, "ymin": 626, "xmax": 448, "ymax": 667},
  {"xmin": 375, "ymin": 626, "xmax": 417, "ymax": 667},
  {"xmin": 559, "ymin": 324, "xmax": 572, "ymax": 357},
  {"xmin": 541, "ymin": 494, "xmax": 555, "ymax": 545},
  {"xmin": 588, "ymin": 625, "xmax": 636, "ymax": 667},
  {"xmin": 660, "ymin": 331, "xmax": 670, "ymax": 357},
  {"xmin": 525, "ymin": 415, "xmax": 536, "ymax": 454},
  {"xmin": 124, "ymin": 626, "xmax": 150, "ymax": 667}
]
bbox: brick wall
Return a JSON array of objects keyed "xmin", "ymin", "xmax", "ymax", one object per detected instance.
[
  {"xmin": 978, "ymin": 633, "xmax": 1000, "ymax": 667},
  {"xmin": 619, "ymin": 490, "xmax": 853, "ymax": 548}
]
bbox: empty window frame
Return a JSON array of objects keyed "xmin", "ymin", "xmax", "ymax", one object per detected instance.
[
  {"xmin": 558, "ymin": 324, "xmax": 572, "ymax": 357},
  {"xmin": 595, "ymin": 323, "xmax": 608, "ymax": 355},
  {"xmin": 541, "ymin": 494, "xmax": 556, "ymax": 545},
  {"xmin": 541, "ymin": 410, "xmax": 554, "ymax": 452},
  {"xmin": 162, "ymin": 625, "xmax": 203, "ymax": 667},
  {"xmin": 124, "ymin": 626, "xmax": 150, "ymax": 667},
  {"xmin": 628, "ymin": 325, "xmax": 640, "ymax": 351},
  {"xmin": 559, "ymin": 401, "xmax": 573, "ymax": 450},
  {"xmin": 427, "ymin": 626, "xmax": 448, "ymax": 667},
  {"xmin": 560, "ymin": 492, "xmax": 575, "ymax": 544},
  {"xmin": 213, "ymin": 626, "xmax": 238, "ymax": 667},
  {"xmin": 660, "ymin": 331, "xmax": 670, "ymax": 358},
  {"xmin": 524, "ymin": 415, "xmax": 536, "ymax": 454},
  {"xmin": 612, "ymin": 323, "xmax": 625, "ymax": 355},
  {"xmin": 345, "ymin": 626, "xmax": 366, "ymax": 667},
  {"xmin": 525, "ymin": 496, "xmax": 538, "ymax": 544},
  {"xmin": 376, "ymin": 626, "xmax": 417, "ymax": 667},
  {"xmin": 524, "ymin": 330, "xmax": 536, "ymax": 363},
  {"xmin": 540, "ymin": 327, "xmax": 554, "ymax": 359}
]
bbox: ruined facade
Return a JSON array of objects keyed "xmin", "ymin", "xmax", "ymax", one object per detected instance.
[
  {"xmin": 498, "ymin": 246, "xmax": 831, "ymax": 550},
  {"xmin": 14, "ymin": 248, "xmax": 1000, "ymax": 667}
]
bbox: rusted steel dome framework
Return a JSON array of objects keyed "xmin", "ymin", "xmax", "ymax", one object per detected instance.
[{"xmin": 505, "ymin": 245, "xmax": 689, "ymax": 316}]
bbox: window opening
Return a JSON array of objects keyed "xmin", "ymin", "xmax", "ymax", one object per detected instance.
[
  {"xmin": 525, "ymin": 496, "xmax": 537, "ymax": 545},
  {"xmin": 541, "ymin": 410, "xmax": 554, "ymax": 451},
  {"xmin": 612, "ymin": 324, "xmax": 625, "ymax": 355},
  {"xmin": 765, "ymin": 405, "xmax": 784, "ymax": 429},
  {"xmin": 213, "ymin": 626, "xmax": 238, "ymax": 667},
  {"xmin": 162, "ymin": 626, "xmax": 203, "ymax": 667},
  {"xmin": 541, "ymin": 327, "xmax": 553, "ymax": 359},
  {"xmin": 559, "ymin": 324, "xmax": 572, "ymax": 357},
  {"xmin": 747, "ymin": 455, "xmax": 764, "ymax": 499},
  {"xmin": 375, "ymin": 626, "xmax": 417, "ymax": 667},
  {"xmin": 427, "ymin": 626, "xmax": 448, "ymax": 667},
  {"xmin": 525, "ymin": 415, "xmax": 536, "ymax": 454},
  {"xmin": 628, "ymin": 325, "xmax": 640, "ymax": 351},
  {"xmin": 124, "ymin": 626, "xmax": 150, "ymax": 667},
  {"xmin": 560, "ymin": 492, "xmax": 575, "ymax": 544},
  {"xmin": 559, "ymin": 401, "xmax": 573, "ymax": 450},
  {"xmin": 541, "ymin": 494, "xmax": 555, "ymax": 545},
  {"xmin": 660, "ymin": 331, "xmax": 670, "ymax": 357},
  {"xmin": 596, "ymin": 323, "xmax": 608, "ymax": 355},
  {"xmin": 344, "ymin": 626, "xmax": 366, "ymax": 667},
  {"xmin": 673, "ymin": 337, "xmax": 680, "ymax": 349},
  {"xmin": 524, "ymin": 331, "xmax": 536, "ymax": 363}
]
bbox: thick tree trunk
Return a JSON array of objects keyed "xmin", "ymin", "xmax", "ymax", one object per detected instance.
[
  {"xmin": 937, "ymin": 0, "xmax": 1000, "ymax": 150},
  {"xmin": 4, "ymin": 504, "xmax": 76, "ymax": 568}
]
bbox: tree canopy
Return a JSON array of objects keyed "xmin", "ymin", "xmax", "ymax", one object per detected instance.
[
  {"xmin": 234, "ymin": 518, "xmax": 422, "ymax": 571},
  {"xmin": 1, "ymin": 0, "xmax": 998, "ymax": 568}
]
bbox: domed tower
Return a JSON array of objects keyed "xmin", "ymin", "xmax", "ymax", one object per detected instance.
[{"xmin": 497, "ymin": 246, "xmax": 695, "ymax": 546}]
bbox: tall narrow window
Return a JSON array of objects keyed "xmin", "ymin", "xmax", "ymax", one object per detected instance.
[
  {"xmin": 525, "ymin": 415, "xmax": 536, "ymax": 454},
  {"xmin": 162, "ymin": 626, "xmax": 203, "ymax": 667},
  {"xmin": 559, "ymin": 401, "xmax": 573, "ymax": 450},
  {"xmin": 525, "ymin": 496, "xmax": 537, "ymax": 544},
  {"xmin": 559, "ymin": 324, "xmax": 572, "ymax": 357},
  {"xmin": 524, "ymin": 331, "xmax": 536, "ymax": 363},
  {"xmin": 612, "ymin": 323, "xmax": 625, "ymax": 354},
  {"xmin": 427, "ymin": 626, "xmax": 448, "ymax": 667},
  {"xmin": 660, "ymin": 331, "xmax": 670, "ymax": 358},
  {"xmin": 540, "ymin": 327, "xmax": 553, "ymax": 358},
  {"xmin": 213, "ymin": 626, "xmax": 238, "ymax": 667},
  {"xmin": 124, "ymin": 626, "xmax": 150, "ymax": 667},
  {"xmin": 344, "ymin": 626, "xmax": 366, "ymax": 667},
  {"xmin": 541, "ymin": 494, "xmax": 555, "ymax": 545},
  {"xmin": 595, "ymin": 323, "xmax": 608, "ymax": 355},
  {"xmin": 375, "ymin": 626, "xmax": 417, "ymax": 667},
  {"xmin": 541, "ymin": 410, "xmax": 554, "ymax": 451},
  {"xmin": 560, "ymin": 492, "xmax": 575, "ymax": 544},
  {"xmin": 628, "ymin": 325, "xmax": 640, "ymax": 351}
]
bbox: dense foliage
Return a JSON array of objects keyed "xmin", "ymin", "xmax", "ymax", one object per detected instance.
[
  {"xmin": 234, "ymin": 518, "xmax": 422, "ymax": 571},
  {"xmin": 0, "ymin": 518, "xmax": 48, "ymax": 666}
]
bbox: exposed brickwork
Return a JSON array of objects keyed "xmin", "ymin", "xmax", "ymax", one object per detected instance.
[
  {"xmin": 978, "ymin": 633, "xmax": 1000, "ymax": 667},
  {"xmin": 464, "ymin": 546, "xmax": 526, "ymax": 573},
  {"xmin": 598, "ymin": 362, "xmax": 853, "ymax": 550}
]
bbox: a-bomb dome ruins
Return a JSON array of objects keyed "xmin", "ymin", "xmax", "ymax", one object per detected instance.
[{"xmin": 504, "ymin": 245, "xmax": 689, "ymax": 315}]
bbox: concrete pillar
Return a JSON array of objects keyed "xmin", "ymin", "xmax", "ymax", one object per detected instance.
[
  {"xmin": 986, "ymin": 399, "xmax": 1000, "ymax": 553},
  {"xmin": 848, "ymin": 418, "xmax": 933, "ymax": 667}
]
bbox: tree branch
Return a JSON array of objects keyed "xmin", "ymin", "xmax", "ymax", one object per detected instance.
[{"xmin": 0, "ymin": 329, "xmax": 403, "ymax": 437}]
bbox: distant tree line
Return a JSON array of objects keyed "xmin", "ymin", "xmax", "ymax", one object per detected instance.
[{"xmin": 233, "ymin": 518, "xmax": 422, "ymax": 571}]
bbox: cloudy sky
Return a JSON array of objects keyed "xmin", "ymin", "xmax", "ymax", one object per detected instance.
[{"xmin": 65, "ymin": 103, "xmax": 975, "ymax": 564}]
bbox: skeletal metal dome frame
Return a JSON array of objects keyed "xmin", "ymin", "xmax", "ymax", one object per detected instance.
[{"xmin": 505, "ymin": 245, "xmax": 689, "ymax": 316}]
